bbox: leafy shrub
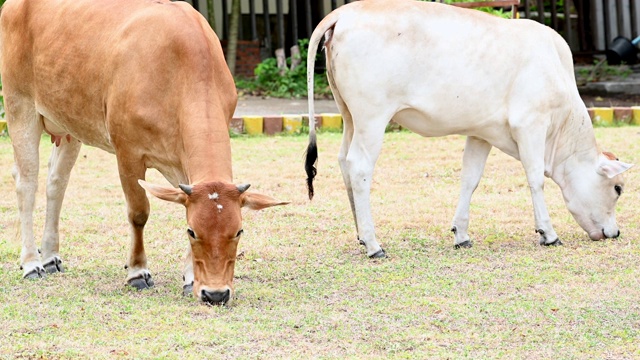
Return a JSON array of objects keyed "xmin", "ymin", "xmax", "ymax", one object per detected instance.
[
  {"xmin": 422, "ymin": 0, "xmax": 513, "ymax": 18},
  {"xmin": 236, "ymin": 39, "xmax": 332, "ymax": 99}
]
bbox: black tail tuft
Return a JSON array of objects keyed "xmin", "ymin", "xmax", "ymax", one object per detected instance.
[{"xmin": 304, "ymin": 140, "xmax": 318, "ymax": 200}]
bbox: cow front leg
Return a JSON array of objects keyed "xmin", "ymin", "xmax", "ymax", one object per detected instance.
[
  {"xmin": 451, "ymin": 136, "xmax": 492, "ymax": 249},
  {"xmin": 182, "ymin": 246, "xmax": 194, "ymax": 296},
  {"xmin": 346, "ymin": 124, "xmax": 386, "ymax": 258},
  {"xmin": 116, "ymin": 157, "xmax": 153, "ymax": 289},
  {"xmin": 7, "ymin": 98, "xmax": 45, "ymax": 279},
  {"xmin": 513, "ymin": 128, "xmax": 561, "ymax": 246},
  {"xmin": 41, "ymin": 137, "xmax": 82, "ymax": 274}
]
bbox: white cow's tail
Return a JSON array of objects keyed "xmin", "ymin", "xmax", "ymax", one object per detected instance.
[{"xmin": 305, "ymin": 11, "xmax": 339, "ymax": 200}]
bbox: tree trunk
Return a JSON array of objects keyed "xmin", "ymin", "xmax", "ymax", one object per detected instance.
[{"xmin": 226, "ymin": 0, "xmax": 241, "ymax": 76}]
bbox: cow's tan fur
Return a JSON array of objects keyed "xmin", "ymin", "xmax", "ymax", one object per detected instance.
[{"xmin": 1, "ymin": 0, "xmax": 286, "ymax": 304}]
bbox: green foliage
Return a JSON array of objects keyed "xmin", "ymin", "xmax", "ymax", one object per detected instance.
[
  {"xmin": 420, "ymin": 0, "xmax": 513, "ymax": 18},
  {"xmin": 575, "ymin": 60, "xmax": 632, "ymax": 86},
  {"xmin": 236, "ymin": 39, "xmax": 331, "ymax": 99}
]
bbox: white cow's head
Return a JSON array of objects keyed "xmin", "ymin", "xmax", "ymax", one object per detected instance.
[{"xmin": 561, "ymin": 152, "xmax": 633, "ymax": 240}]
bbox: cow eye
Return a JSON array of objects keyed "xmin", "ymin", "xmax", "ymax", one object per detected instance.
[
  {"xmin": 236, "ymin": 229, "xmax": 244, "ymax": 238},
  {"xmin": 614, "ymin": 185, "xmax": 622, "ymax": 196},
  {"xmin": 187, "ymin": 228, "xmax": 196, "ymax": 239}
]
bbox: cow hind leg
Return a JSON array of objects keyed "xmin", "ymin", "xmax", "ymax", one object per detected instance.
[
  {"xmin": 345, "ymin": 112, "xmax": 389, "ymax": 258},
  {"xmin": 451, "ymin": 136, "xmax": 492, "ymax": 249},
  {"xmin": 6, "ymin": 96, "xmax": 45, "ymax": 279},
  {"xmin": 116, "ymin": 155, "xmax": 153, "ymax": 289},
  {"xmin": 41, "ymin": 134, "xmax": 82, "ymax": 273},
  {"xmin": 334, "ymin": 94, "xmax": 361, "ymax": 246}
]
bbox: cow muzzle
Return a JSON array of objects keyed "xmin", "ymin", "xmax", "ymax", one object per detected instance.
[
  {"xmin": 589, "ymin": 228, "xmax": 620, "ymax": 241},
  {"xmin": 201, "ymin": 288, "xmax": 231, "ymax": 305}
]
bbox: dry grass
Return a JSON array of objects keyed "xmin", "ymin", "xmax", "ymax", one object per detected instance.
[{"xmin": 1, "ymin": 128, "xmax": 639, "ymax": 359}]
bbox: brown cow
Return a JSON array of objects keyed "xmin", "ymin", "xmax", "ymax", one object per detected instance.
[{"xmin": 0, "ymin": 0, "xmax": 287, "ymax": 305}]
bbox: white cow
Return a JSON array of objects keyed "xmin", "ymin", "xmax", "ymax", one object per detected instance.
[{"xmin": 304, "ymin": 0, "xmax": 633, "ymax": 258}]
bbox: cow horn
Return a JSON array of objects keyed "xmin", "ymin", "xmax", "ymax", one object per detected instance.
[
  {"xmin": 179, "ymin": 184, "xmax": 193, "ymax": 195},
  {"xmin": 237, "ymin": 184, "xmax": 251, "ymax": 194}
]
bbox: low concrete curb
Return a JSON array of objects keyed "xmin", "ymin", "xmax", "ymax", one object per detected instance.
[
  {"xmin": 0, "ymin": 106, "xmax": 637, "ymax": 137},
  {"xmin": 232, "ymin": 106, "xmax": 640, "ymax": 135},
  {"xmin": 587, "ymin": 106, "xmax": 640, "ymax": 126},
  {"xmin": 231, "ymin": 113, "xmax": 345, "ymax": 135}
]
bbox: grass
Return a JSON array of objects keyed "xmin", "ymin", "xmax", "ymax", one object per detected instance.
[{"xmin": 1, "ymin": 128, "xmax": 639, "ymax": 359}]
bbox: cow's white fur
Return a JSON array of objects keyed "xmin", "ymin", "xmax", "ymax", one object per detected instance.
[{"xmin": 305, "ymin": 0, "xmax": 632, "ymax": 256}]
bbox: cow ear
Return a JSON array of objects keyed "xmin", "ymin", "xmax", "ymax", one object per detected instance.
[
  {"xmin": 240, "ymin": 192, "xmax": 289, "ymax": 210},
  {"xmin": 597, "ymin": 156, "xmax": 634, "ymax": 179},
  {"xmin": 138, "ymin": 179, "xmax": 188, "ymax": 205}
]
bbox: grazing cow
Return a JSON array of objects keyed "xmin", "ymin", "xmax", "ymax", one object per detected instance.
[
  {"xmin": 305, "ymin": 0, "xmax": 632, "ymax": 258},
  {"xmin": 1, "ymin": 0, "xmax": 287, "ymax": 305}
]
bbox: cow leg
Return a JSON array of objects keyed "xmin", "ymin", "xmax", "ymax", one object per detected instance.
[
  {"xmin": 6, "ymin": 97, "xmax": 46, "ymax": 279},
  {"xmin": 336, "ymin": 103, "xmax": 361, "ymax": 244},
  {"xmin": 182, "ymin": 246, "xmax": 194, "ymax": 296},
  {"xmin": 451, "ymin": 136, "xmax": 492, "ymax": 249},
  {"xmin": 346, "ymin": 118, "xmax": 387, "ymax": 258},
  {"xmin": 116, "ymin": 156, "xmax": 154, "ymax": 289},
  {"xmin": 513, "ymin": 127, "xmax": 561, "ymax": 246},
  {"xmin": 41, "ymin": 135, "xmax": 82, "ymax": 273}
]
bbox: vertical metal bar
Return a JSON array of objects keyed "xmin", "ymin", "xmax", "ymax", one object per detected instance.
[
  {"xmin": 331, "ymin": 0, "xmax": 337, "ymax": 10},
  {"xmin": 551, "ymin": 0, "xmax": 558, "ymax": 29},
  {"xmin": 537, "ymin": 0, "xmax": 544, "ymax": 23},
  {"xmin": 250, "ymin": 0, "xmax": 257, "ymax": 41},
  {"xmin": 192, "ymin": 0, "xmax": 200, "ymax": 12},
  {"xmin": 564, "ymin": 0, "xmax": 572, "ymax": 49},
  {"xmin": 631, "ymin": 0, "xmax": 638, "ymax": 38},
  {"xmin": 263, "ymin": 0, "xmax": 272, "ymax": 56},
  {"xmin": 616, "ymin": 0, "xmax": 622, "ymax": 36},
  {"xmin": 603, "ymin": 0, "xmax": 610, "ymax": 44},
  {"xmin": 238, "ymin": 1, "xmax": 244, "ymax": 41},
  {"xmin": 305, "ymin": 0, "xmax": 312, "ymax": 38},
  {"xmin": 291, "ymin": 0, "xmax": 298, "ymax": 45},
  {"xmin": 222, "ymin": 0, "xmax": 228, "ymax": 40},
  {"xmin": 525, "ymin": 0, "xmax": 530, "ymax": 19},
  {"xmin": 276, "ymin": 0, "xmax": 285, "ymax": 50},
  {"xmin": 617, "ymin": 0, "xmax": 631, "ymax": 38}
]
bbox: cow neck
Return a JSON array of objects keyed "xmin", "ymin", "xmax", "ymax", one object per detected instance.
[
  {"xmin": 546, "ymin": 105, "xmax": 599, "ymax": 187},
  {"xmin": 179, "ymin": 117, "xmax": 233, "ymax": 185}
]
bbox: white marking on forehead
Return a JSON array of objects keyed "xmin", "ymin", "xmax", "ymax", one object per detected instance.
[
  {"xmin": 217, "ymin": 204, "xmax": 223, "ymax": 212},
  {"xmin": 208, "ymin": 192, "xmax": 219, "ymax": 200}
]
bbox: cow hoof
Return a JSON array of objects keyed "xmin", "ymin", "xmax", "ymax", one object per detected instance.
[
  {"xmin": 454, "ymin": 240, "xmax": 473, "ymax": 249},
  {"xmin": 358, "ymin": 236, "xmax": 365, "ymax": 246},
  {"xmin": 369, "ymin": 249, "xmax": 386, "ymax": 258},
  {"xmin": 23, "ymin": 267, "xmax": 46, "ymax": 280},
  {"xmin": 543, "ymin": 238, "xmax": 563, "ymax": 246},
  {"xmin": 127, "ymin": 273, "xmax": 154, "ymax": 290},
  {"xmin": 183, "ymin": 282, "xmax": 194, "ymax": 297},
  {"xmin": 43, "ymin": 257, "xmax": 64, "ymax": 274}
]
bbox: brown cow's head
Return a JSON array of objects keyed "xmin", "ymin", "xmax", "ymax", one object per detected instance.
[{"xmin": 138, "ymin": 180, "xmax": 288, "ymax": 305}]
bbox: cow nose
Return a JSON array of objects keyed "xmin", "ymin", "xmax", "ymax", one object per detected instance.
[
  {"xmin": 603, "ymin": 229, "xmax": 621, "ymax": 239},
  {"xmin": 201, "ymin": 289, "xmax": 230, "ymax": 305}
]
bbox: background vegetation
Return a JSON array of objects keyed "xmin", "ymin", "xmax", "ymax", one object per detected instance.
[
  {"xmin": 1, "ymin": 128, "xmax": 639, "ymax": 358},
  {"xmin": 236, "ymin": 39, "xmax": 332, "ymax": 99}
]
